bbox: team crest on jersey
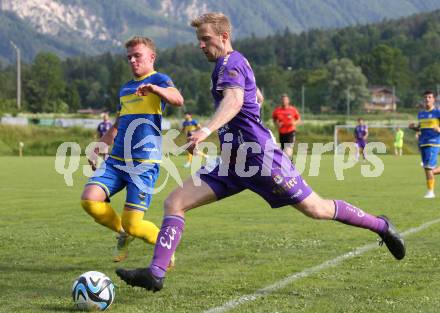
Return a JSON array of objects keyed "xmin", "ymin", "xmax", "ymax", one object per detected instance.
[
  {"xmin": 272, "ymin": 174, "xmax": 284, "ymax": 185},
  {"xmin": 138, "ymin": 192, "xmax": 146, "ymax": 200}
]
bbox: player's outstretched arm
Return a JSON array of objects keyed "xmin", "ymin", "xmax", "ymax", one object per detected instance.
[
  {"xmin": 409, "ymin": 122, "xmax": 420, "ymax": 132},
  {"xmin": 186, "ymin": 88, "xmax": 244, "ymax": 153},
  {"xmin": 100, "ymin": 114, "xmax": 119, "ymax": 146},
  {"xmin": 88, "ymin": 114, "xmax": 119, "ymax": 170},
  {"xmin": 205, "ymin": 87, "xmax": 244, "ymax": 133},
  {"xmin": 136, "ymin": 84, "xmax": 184, "ymax": 107}
]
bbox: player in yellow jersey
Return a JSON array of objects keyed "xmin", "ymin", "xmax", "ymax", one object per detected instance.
[
  {"xmin": 409, "ymin": 90, "xmax": 440, "ymax": 198},
  {"xmin": 81, "ymin": 36, "xmax": 184, "ymax": 262},
  {"xmin": 182, "ymin": 112, "xmax": 201, "ymax": 167},
  {"xmin": 394, "ymin": 127, "xmax": 404, "ymax": 157}
]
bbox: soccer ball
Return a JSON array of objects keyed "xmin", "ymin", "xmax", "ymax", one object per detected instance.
[{"xmin": 72, "ymin": 271, "xmax": 115, "ymax": 311}]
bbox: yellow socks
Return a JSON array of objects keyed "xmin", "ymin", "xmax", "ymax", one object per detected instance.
[
  {"xmin": 81, "ymin": 201, "xmax": 160, "ymax": 246},
  {"xmin": 121, "ymin": 209, "xmax": 159, "ymax": 245},
  {"xmin": 427, "ymin": 178, "xmax": 435, "ymax": 191},
  {"xmin": 81, "ymin": 200, "xmax": 122, "ymax": 233}
]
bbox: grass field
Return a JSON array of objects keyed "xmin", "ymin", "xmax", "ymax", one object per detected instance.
[{"xmin": 1, "ymin": 155, "xmax": 440, "ymax": 313}]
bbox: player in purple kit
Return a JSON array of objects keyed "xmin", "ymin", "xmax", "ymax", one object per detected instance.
[
  {"xmin": 354, "ymin": 118, "xmax": 368, "ymax": 161},
  {"xmin": 116, "ymin": 12, "xmax": 405, "ymax": 291},
  {"xmin": 97, "ymin": 113, "xmax": 112, "ymax": 139},
  {"xmin": 96, "ymin": 113, "xmax": 112, "ymax": 158}
]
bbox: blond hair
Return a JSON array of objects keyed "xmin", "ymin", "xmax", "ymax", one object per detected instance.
[
  {"xmin": 190, "ymin": 12, "xmax": 232, "ymax": 36},
  {"xmin": 124, "ymin": 36, "xmax": 156, "ymax": 53}
]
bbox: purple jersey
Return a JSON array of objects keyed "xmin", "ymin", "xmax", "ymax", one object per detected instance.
[
  {"xmin": 198, "ymin": 50, "xmax": 313, "ymax": 207},
  {"xmin": 97, "ymin": 121, "xmax": 112, "ymax": 138},
  {"xmin": 211, "ymin": 51, "xmax": 273, "ymax": 158},
  {"xmin": 354, "ymin": 125, "xmax": 368, "ymax": 141}
]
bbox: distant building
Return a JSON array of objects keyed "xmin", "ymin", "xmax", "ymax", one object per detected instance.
[
  {"xmin": 363, "ymin": 87, "xmax": 398, "ymax": 112},
  {"xmin": 320, "ymin": 105, "xmax": 334, "ymax": 113}
]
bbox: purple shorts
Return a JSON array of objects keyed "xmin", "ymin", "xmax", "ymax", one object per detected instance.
[
  {"xmin": 356, "ymin": 140, "xmax": 367, "ymax": 149},
  {"xmin": 197, "ymin": 147, "xmax": 312, "ymax": 208}
]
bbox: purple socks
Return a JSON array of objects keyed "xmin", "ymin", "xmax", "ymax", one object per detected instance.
[
  {"xmin": 149, "ymin": 215, "xmax": 185, "ymax": 278},
  {"xmin": 333, "ymin": 200, "xmax": 388, "ymax": 234}
]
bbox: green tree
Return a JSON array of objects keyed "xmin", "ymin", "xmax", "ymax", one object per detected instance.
[
  {"xmin": 65, "ymin": 84, "xmax": 81, "ymax": 113},
  {"xmin": 290, "ymin": 68, "xmax": 329, "ymax": 113},
  {"xmin": 417, "ymin": 63, "xmax": 440, "ymax": 91},
  {"xmin": 326, "ymin": 58, "xmax": 369, "ymax": 113},
  {"xmin": 360, "ymin": 44, "xmax": 410, "ymax": 89},
  {"xmin": 107, "ymin": 56, "xmax": 131, "ymax": 111},
  {"xmin": 24, "ymin": 52, "xmax": 66, "ymax": 112},
  {"xmin": 255, "ymin": 65, "xmax": 291, "ymax": 102}
]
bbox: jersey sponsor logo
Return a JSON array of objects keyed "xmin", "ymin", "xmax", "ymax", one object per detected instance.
[
  {"xmin": 142, "ymin": 147, "xmax": 159, "ymax": 152},
  {"xmin": 138, "ymin": 192, "xmax": 146, "ymax": 200},
  {"xmin": 217, "ymin": 65, "xmax": 226, "ymax": 85},
  {"xmin": 290, "ymin": 189, "xmax": 303, "ymax": 199},
  {"xmin": 218, "ymin": 124, "xmax": 230, "ymax": 135},
  {"xmin": 123, "ymin": 97, "xmax": 143, "ymax": 104},
  {"xmin": 271, "ymin": 176, "xmax": 298, "ymax": 195},
  {"xmin": 284, "ymin": 177, "xmax": 298, "ymax": 189},
  {"xmin": 217, "ymin": 54, "xmax": 232, "ymax": 86}
]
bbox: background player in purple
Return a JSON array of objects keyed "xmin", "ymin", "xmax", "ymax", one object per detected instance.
[
  {"xmin": 354, "ymin": 117, "xmax": 368, "ymax": 161},
  {"xmin": 96, "ymin": 112, "xmax": 112, "ymax": 158},
  {"xmin": 116, "ymin": 12, "xmax": 405, "ymax": 291},
  {"xmin": 97, "ymin": 112, "xmax": 112, "ymax": 139}
]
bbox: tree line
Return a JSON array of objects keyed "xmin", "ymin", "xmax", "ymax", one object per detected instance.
[{"xmin": 1, "ymin": 10, "xmax": 440, "ymax": 116}]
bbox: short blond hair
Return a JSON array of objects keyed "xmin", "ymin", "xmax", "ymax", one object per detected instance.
[
  {"xmin": 124, "ymin": 36, "xmax": 156, "ymax": 53},
  {"xmin": 190, "ymin": 12, "xmax": 232, "ymax": 36}
]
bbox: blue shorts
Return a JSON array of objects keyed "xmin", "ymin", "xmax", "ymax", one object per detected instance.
[
  {"xmin": 86, "ymin": 157, "xmax": 160, "ymax": 211},
  {"xmin": 420, "ymin": 146, "xmax": 440, "ymax": 169}
]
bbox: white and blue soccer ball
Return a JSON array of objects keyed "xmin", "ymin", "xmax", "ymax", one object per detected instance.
[{"xmin": 72, "ymin": 271, "xmax": 115, "ymax": 311}]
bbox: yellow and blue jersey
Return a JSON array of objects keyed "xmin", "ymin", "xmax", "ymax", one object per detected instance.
[
  {"xmin": 110, "ymin": 71, "xmax": 175, "ymax": 162},
  {"xmin": 418, "ymin": 108, "xmax": 440, "ymax": 147},
  {"xmin": 182, "ymin": 119, "xmax": 199, "ymax": 136}
]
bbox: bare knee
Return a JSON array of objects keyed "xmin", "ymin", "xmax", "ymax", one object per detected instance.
[
  {"xmin": 302, "ymin": 203, "xmax": 328, "ymax": 219},
  {"xmin": 164, "ymin": 190, "xmax": 186, "ymax": 216},
  {"xmin": 294, "ymin": 193, "xmax": 335, "ymax": 220},
  {"xmin": 81, "ymin": 185, "xmax": 107, "ymax": 201}
]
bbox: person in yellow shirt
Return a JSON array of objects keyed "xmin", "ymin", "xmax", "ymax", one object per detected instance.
[{"xmin": 394, "ymin": 127, "xmax": 404, "ymax": 157}]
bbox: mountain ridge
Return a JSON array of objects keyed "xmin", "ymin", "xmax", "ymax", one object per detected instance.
[{"xmin": 2, "ymin": 0, "xmax": 440, "ymax": 64}]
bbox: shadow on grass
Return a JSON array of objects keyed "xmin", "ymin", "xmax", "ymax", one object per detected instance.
[
  {"xmin": 0, "ymin": 264, "xmax": 92, "ymax": 273},
  {"xmin": 41, "ymin": 304, "xmax": 78, "ymax": 312}
]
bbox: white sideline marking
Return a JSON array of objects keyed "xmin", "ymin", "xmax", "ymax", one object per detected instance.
[{"xmin": 203, "ymin": 218, "xmax": 440, "ymax": 313}]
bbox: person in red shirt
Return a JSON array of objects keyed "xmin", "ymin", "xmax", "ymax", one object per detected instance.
[{"xmin": 272, "ymin": 93, "xmax": 301, "ymax": 158}]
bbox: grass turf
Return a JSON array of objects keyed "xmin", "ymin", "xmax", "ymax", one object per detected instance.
[{"xmin": 0, "ymin": 155, "xmax": 439, "ymax": 313}]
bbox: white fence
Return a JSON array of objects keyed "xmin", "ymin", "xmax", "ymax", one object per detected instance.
[{"xmin": 1, "ymin": 116, "xmax": 172, "ymax": 130}]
